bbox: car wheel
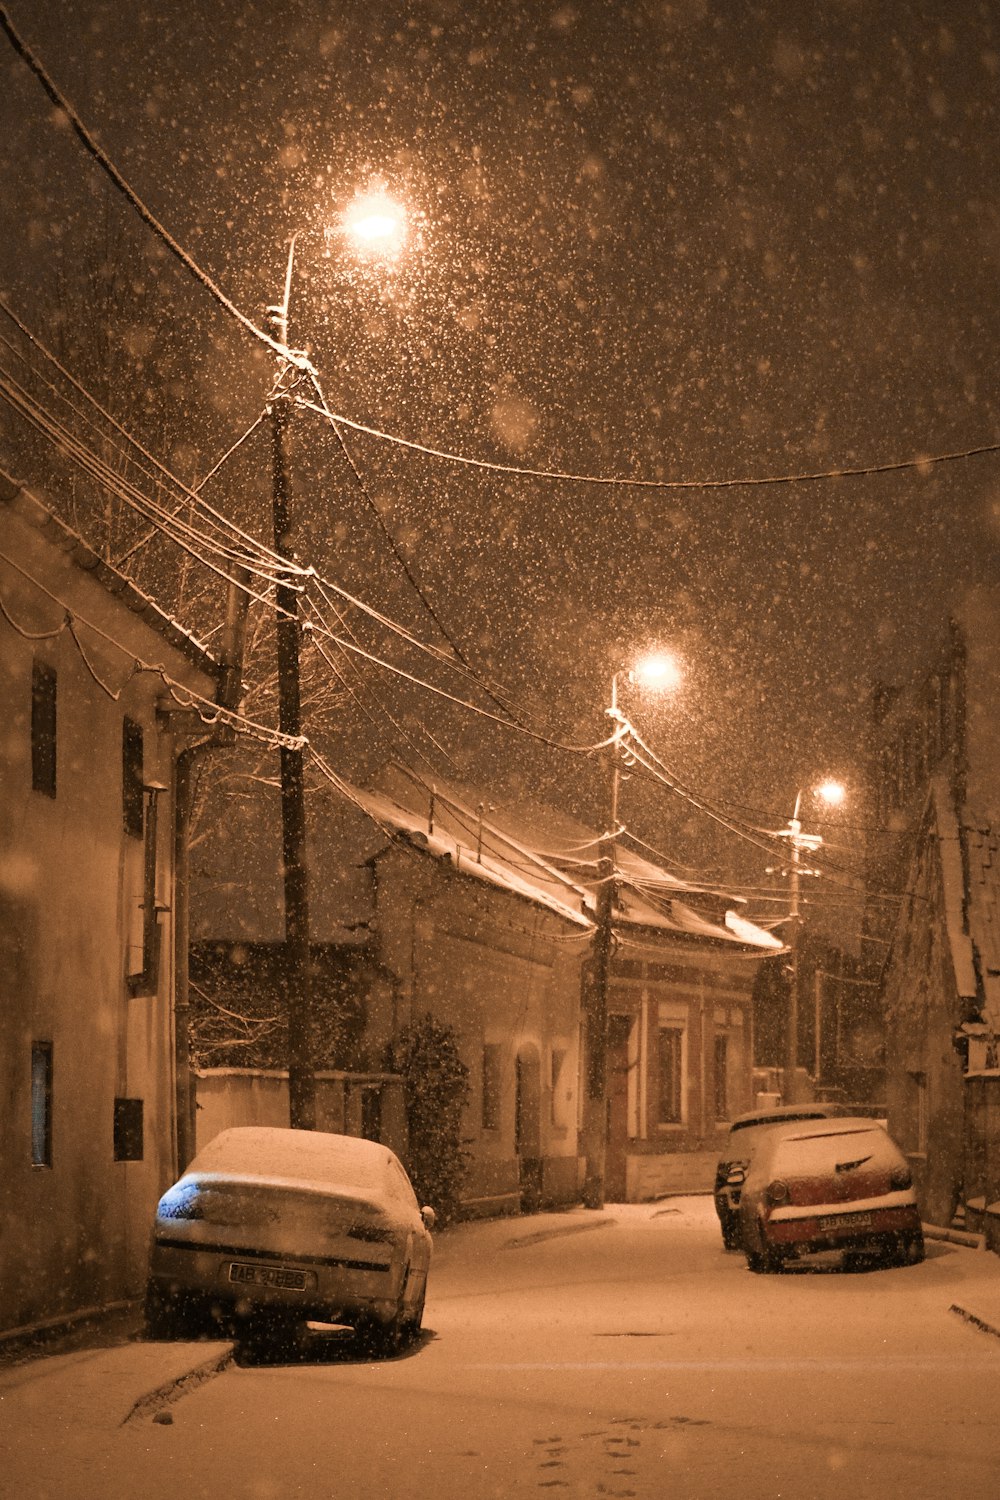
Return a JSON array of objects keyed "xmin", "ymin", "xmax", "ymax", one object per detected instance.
[
  {"xmin": 144, "ymin": 1280, "xmax": 197, "ymax": 1340},
  {"xmin": 721, "ymin": 1216, "xmax": 742, "ymax": 1251},
  {"xmin": 888, "ymin": 1230, "xmax": 925, "ymax": 1267},
  {"xmin": 746, "ymin": 1245, "xmax": 783, "ymax": 1274},
  {"xmin": 404, "ymin": 1288, "xmax": 426, "ymax": 1340}
]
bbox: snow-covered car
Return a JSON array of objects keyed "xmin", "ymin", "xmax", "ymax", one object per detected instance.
[
  {"xmin": 714, "ymin": 1103, "xmax": 848, "ymax": 1249},
  {"xmin": 739, "ymin": 1117, "xmax": 924, "ymax": 1273},
  {"xmin": 145, "ymin": 1126, "xmax": 435, "ymax": 1352}
]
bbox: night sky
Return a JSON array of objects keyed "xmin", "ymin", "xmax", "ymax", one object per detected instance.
[{"xmin": 2, "ymin": 0, "xmax": 998, "ymax": 907}]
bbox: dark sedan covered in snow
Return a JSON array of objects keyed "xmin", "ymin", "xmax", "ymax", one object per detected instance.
[
  {"xmin": 145, "ymin": 1127, "xmax": 435, "ymax": 1352},
  {"xmin": 739, "ymin": 1116, "xmax": 924, "ymax": 1272}
]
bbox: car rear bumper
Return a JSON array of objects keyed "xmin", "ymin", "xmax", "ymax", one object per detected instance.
[
  {"xmin": 149, "ymin": 1238, "xmax": 404, "ymax": 1327},
  {"xmin": 763, "ymin": 1203, "xmax": 922, "ymax": 1254}
]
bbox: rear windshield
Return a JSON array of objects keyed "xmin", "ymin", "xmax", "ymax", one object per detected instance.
[{"xmin": 771, "ymin": 1127, "xmax": 899, "ymax": 1178}]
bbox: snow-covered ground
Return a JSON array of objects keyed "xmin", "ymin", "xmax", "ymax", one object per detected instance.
[{"xmin": 5, "ymin": 1196, "xmax": 1000, "ymax": 1499}]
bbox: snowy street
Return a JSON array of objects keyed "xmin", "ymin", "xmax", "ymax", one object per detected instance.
[{"xmin": 5, "ymin": 1197, "xmax": 1000, "ymax": 1499}]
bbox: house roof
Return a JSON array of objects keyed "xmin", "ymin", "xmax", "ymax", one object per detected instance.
[
  {"xmin": 355, "ymin": 766, "xmax": 782, "ymax": 953},
  {"xmin": 0, "ymin": 468, "xmax": 220, "ymax": 679}
]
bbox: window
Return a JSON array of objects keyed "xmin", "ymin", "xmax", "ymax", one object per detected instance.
[
  {"xmin": 550, "ymin": 1047, "xmax": 567, "ymax": 1125},
  {"xmin": 907, "ymin": 1071, "xmax": 928, "ymax": 1155},
  {"xmin": 31, "ymin": 1042, "xmax": 53, "ymax": 1167},
  {"xmin": 714, "ymin": 1034, "xmax": 729, "ymax": 1120},
  {"xmin": 113, "ymin": 1097, "xmax": 144, "ymax": 1161},
  {"xmin": 31, "ymin": 662, "xmax": 57, "ymax": 797},
  {"xmin": 122, "ymin": 717, "xmax": 144, "ymax": 839},
  {"xmin": 482, "ymin": 1043, "xmax": 501, "ymax": 1130},
  {"xmin": 657, "ymin": 1026, "xmax": 684, "ymax": 1124}
]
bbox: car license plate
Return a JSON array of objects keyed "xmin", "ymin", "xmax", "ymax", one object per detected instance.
[
  {"xmin": 819, "ymin": 1213, "xmax": 873, "ymax": 1232},
  {"xmin": 229, "ymin": 1262, "xmax": 308, "ymax": 1291}
]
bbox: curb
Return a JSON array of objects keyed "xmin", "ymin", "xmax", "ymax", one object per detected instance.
[
  {"xmin": 121, "ymin": 1345, "xmax": 235, "ymax": 1425},
  {"xmin": 922, "ymin": 1221, "xmax": 986, "ymax": 1250},
  {"xmin": 950, "ymin": 1304, "xmax": 1000, "ymax": 1339}
]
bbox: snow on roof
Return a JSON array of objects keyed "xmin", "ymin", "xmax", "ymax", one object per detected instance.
[
  {"xmin": 358, "ymin": 766, "xmax": 781, "ymax": 951},
  {"xmin": 349, "ymin": 780, "xmax": 594, "ymax": 930},
  {"xmin": 0, "ymin": 469, "xmax": 219, "ymax": 676}
]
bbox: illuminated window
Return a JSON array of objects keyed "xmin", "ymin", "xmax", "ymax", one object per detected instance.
[
  {"xmin": 657, "ymin": 1027, "xmax": 684, "ymax": 1124},
  {"xmin": 482, "ymin": 1044, "xmax": 501, "ymax": 1130},
  {"xmin": 31, "ymin": 662, "xmax": 57, "ymax": 798},
  {"xmin": 122, "ymin": 718, "xmax": 144, "ymax": 839},
  {"xmin": 31, "ymin": 1042, "xmax": 53, "ymax": 1167},
  {"xmin": 113, "ymin": 1098, "xmax": 144, "ymax": 1161}
]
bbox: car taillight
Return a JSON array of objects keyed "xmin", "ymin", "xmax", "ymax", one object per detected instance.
[
  {"xmin": 156, "ymin": 1185, "xmax": 203, "ymax": 1220},
  {"xmin": 766, "ymin": 1179, "xmax": 790, "ymax": 1206},
  {"xmin": 890, "ymin": 1166, "xmax": 912, "ymax": 1191}
]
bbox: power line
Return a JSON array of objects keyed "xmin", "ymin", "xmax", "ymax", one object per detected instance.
[
  {"xmin": 294, "ymin": 393, "xmax": 1000, "ymax": 492},
  {"xmin": 7, "ymin": 7, "xmax": 995, "ymax": 504},
  {"xmin": 0, "ymin": 5, "xmax": 291, "ymax": 365}
]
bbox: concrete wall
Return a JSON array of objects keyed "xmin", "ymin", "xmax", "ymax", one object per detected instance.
[{"xmin": 194, "ymin": 1069, "xmax": 408, "ymax": 1162}]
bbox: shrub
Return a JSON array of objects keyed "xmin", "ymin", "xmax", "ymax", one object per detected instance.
[{"xmin": 392, "ymin": 1013, "xmax": 470, "ymax": 1224}]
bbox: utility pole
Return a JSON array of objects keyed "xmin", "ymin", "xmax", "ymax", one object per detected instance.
[
  {"xmin": 581, "ymin": 685, "xmax": 624, "ymax": 1210},
  {"xmin": 268, "ymin": 243, "xmax": 316, "ymax": 1132},
  {"xmin": 778, "ymin": 795, "xmax": 822, "ymax": 1106}
]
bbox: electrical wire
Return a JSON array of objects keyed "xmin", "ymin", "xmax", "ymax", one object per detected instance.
[
  {"xmin": 0, "ymin": 5, "xmax": 293, "ymax": 365},
  {"xmin": 0, "ymin": 295, "xmax": 299, "ymax": 577},
  {"xmin": 293, "ymin": 393, "xmax": 1000, "ymax": 492},
  {"xmin": 0, "ymin": 545, "xmax": 302, "ymax": 750}
]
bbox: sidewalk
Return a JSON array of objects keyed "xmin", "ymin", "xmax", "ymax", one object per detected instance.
[{"xmin": 0, "ymin": 1337, "xmax": 233, "ymax": 1433}]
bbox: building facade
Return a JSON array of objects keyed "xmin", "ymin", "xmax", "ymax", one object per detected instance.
[
  {"xmin": 869, "ymin": 591, "xmax": 1000, "ymax": 1228},
  {"xmin": 0, "ymin": 472, "xmax": 218, "ymax": 1338},
  {"xmin": 190, "ymin": 762, "xmax": 780, "ymax": 1212}
]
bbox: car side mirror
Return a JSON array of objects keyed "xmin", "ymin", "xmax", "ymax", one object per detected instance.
[{"xmin": 421, "ymin": 1206, "xmax": 437, "ymax": 1231}]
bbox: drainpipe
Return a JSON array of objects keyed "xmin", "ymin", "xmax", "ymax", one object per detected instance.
[{"xmin": 172, "ymin": 571, "xmax": 249, "ymax": 1172}]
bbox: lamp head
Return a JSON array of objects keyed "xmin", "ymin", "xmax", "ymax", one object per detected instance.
[{"xmin": 629, "ymin": 651, "xmax": 683, "ymax": 694}]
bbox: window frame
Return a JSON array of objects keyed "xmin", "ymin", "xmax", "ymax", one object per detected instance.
[{"xmin": 31, "ymin": 1041, "xmax": 53, "ymax": 1167}]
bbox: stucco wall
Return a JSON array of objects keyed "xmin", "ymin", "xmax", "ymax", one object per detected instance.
[{"xmin": 0, "ymin": 500, "xmax": 215, "ymax": 1335}]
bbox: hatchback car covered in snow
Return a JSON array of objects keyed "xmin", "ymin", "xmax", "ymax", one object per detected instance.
[
  {"xmin": 714, "ymin": 1102, "xmax": 847, "ymax": 1249},
  {"xmin": 738, "ymin": 1117, "xmax": 923, "ymax": 1272},
  {"xmin": 145, "ymin": 1127, "xmax": 435, "ymax": 1351}
]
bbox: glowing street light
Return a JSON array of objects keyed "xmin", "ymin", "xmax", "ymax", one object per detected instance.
[
  {"xmin": 336, "ymin": 190, "xmax": 408, "ymax": 258},
  {"xmin": 582, "ymin": 652, "xmax": 683, "ymax": 1209}
]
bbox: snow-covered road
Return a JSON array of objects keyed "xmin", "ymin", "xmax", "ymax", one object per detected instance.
[{"xmin": 5, "ymin": 1197, "xmax": 1000, "ymax": 1499}]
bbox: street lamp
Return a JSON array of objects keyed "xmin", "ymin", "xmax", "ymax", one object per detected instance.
[
  {"xmin": 266, "ymin": 196, "xmax": 407, "ymax": 1132},
  {"xmin": 581, "ymin": 651, "xmax": 682, "ymax": 1209},
  {"xmin": 776, "ymin": 781, "xmax": 845, "ymax": 1104}
]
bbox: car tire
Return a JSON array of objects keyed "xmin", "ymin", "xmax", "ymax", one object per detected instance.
[
  {"xmin": 746, "ymin": 1247, "xmax": 782, "ymax": 1274},
  {"xmin": 404, "ymin": 1288, "xmax": 426, "ymax": 1341},
  {"xmin": 144, "ymin": 1280, "xmax": 196, "ymax": 1340},
  {"xmin": 888, "ymin": 1230, "xmax": 925, "ymax": 1267},
  {"xmin": 721, "ymin": 1215, "xmax": 742, "ymax": 1251}
]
